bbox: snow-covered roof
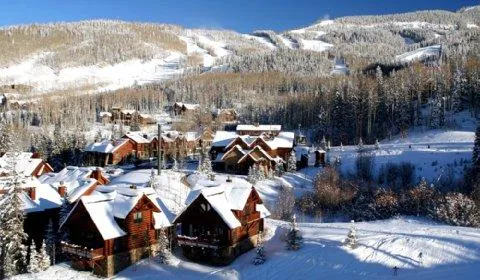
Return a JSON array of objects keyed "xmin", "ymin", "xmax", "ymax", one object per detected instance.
[
  {"xmin": 64, "ymin": 186, "xmax": 171, "ymax": 240},
  {"xmin": 99, "ymin": 111, "xmax": 112, "ymax": 117},
  {"xmin": 177, "ymin": 179, "xmax": 267, "ymax": 230},
  {"xmin": 39, "ymin": 166, "xmax": 108, "ymax": 203},
  {"xmin": 121, "ymin": 109, "xmax": 136, "ymax": 115},
  {"xmin": 0, "ymin": 177, "xmax": 62, "ymax": 213},
  {"xmin": 183, "ymin": 103, "xmax": 200, "ymax": 110},
  {"xmin": 212, "ymin": 131, "xmax": 294, "ymax": 150},
  {"xmin": 256, "ymin": 204, "xmax": 271, "ymax": 218},
  {"xmin": 0, "ymin": 152, "xmax": 51, "ymax": 177},
  {"xmin": 85, "ymin": 139, "xmax": 129, "ymax": 154},
  {"xmin": 124, "ymin": 132, "xmax": 150, "ymax": 144},
  {"xmin": 236, "ymin": 124, "xmax": 281, "ymax": 132}
]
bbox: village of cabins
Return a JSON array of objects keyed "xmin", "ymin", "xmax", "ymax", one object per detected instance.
[{"xmin": 0, "ymin": 101, "xmax": 326, "ymax": 277}]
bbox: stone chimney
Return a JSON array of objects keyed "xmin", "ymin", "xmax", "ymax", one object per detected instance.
[{"xmin": 90, "ymin": 168, "xmax": 103, "ymax": 182}]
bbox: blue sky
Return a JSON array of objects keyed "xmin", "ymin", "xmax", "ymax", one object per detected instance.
[{"xmin": 0, "ymin": 0, "xmax": 478, "ymax": 32}]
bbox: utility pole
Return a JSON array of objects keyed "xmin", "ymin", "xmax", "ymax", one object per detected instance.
[{"xmin": 158, "ymin": 123, "xmax": 162, "ymax": 175}]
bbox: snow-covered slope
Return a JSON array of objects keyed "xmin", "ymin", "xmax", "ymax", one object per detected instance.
[
  {"xmin": 395, "ymin": 45, "xmax": 442, "ymax": 63},
  {"xmin": 12, "ymin": 217, "xmax": 480, "ymax": 280}
]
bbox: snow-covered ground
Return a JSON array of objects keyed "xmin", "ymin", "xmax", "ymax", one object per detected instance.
[
  {"xmin": 12, "ymin": 217, "xmax": 480, "ymax": 280},
  {"xmin": 395, "ymin": 45, "xmax": 442, "ymax": 63},
  {"xmin": 300, "ymin": 39, "xmax": 333, "ymax": 52}
]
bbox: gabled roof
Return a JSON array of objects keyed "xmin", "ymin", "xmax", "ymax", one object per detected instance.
[
  {"xmin": 220, "ymin": 145, "xmax": 246, "ymax": 161},
  {"xmin": 237, "ymin": 146, "xmax": 274, "ymax": 164},
  {"xmin": 123, "ymin": 132, "xmax": 150, "ymax": 144},
  {"xmin": 85, "ymin": 138, "xmax": 130, "ymax": 154},
  {"xmin": 212, "ymin": 131, "xmax": 294, "ymax": 150},
  {"xmin": 0, "ymin": 152, "xmax": 52, "ymax": 177},
  {"xmin": 39, "ymin": 166, "xmax": 109, "ymax": 203},
  {"xmin": 62, "ymin": 186, "xmax": 171, "ymax": 240},
  {"xmin": 175, "ymin": 180, "xmax": 267, "ymax": 230}
]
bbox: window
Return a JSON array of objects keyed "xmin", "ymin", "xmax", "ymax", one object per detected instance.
[
  {"xmin": 133, "ymin": 212, "xmax": 143, "ymax": 223},
  {"xmin": 200, "ymin": 203, "xmax": 211, "ymax": 212}
]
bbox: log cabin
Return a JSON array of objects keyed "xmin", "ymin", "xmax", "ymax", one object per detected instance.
[
  {"xmin": 174, "ymin": 180, "xmax": 270, "ymax": 264},
  {"xmin": 209, "ymin": 125, "xmax": 294, "ymax": 174},
  {"xmin": 84, "ymin": 138, "xmax": 136, "ymax": 167},
  {"xmin": 173, "ymin": 102, "xmax": 200, "ymax": 116},
  {"xmin": 60, "ymin": 186, "xmax": 173, "ymax": 277}
]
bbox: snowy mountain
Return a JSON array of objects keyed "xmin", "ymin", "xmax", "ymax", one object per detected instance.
[{"xmin": 0, "ymin": 6, "xmax": 479, "ymax": 97}]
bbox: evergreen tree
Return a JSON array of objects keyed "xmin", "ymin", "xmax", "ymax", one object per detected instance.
[
  {"xmin": 45, "ymin": 219, "xmax": 57, "ymax": 265},
  {"xmin": 37, "ymin": 242, "xmax": 51, "ymax": 271},
  {"xmin": 344, "ymin": 220, "xmax": 358, "ymax": 249},
  {"xmin": 287, "ymin": 150, "xmax": 297, "ymax": 172},
  {"xmin": 252, "ymin": 232, "xmax": 266, "ymax": 265},
  {"xmin": 157, "ymin": 229, "xmax": 170, "ymax": 264},
  {"xmin": 0, "ymin": 184, "xmax": 28, "ymax": 277},
  {"xmin": 27, "ymin": 241, "xmax": 40, "ymax": 274},
  {"xmin": 375, "ymin": 139, "xmax": 380, "ymax": 150},
  {"xmin": 0, "ymin": 121, "xmax": 13, "ymax": 154},
  {"xmin": 256, "ymin": 165, "xmax": 266, "ymax": 181},
  {"xmin": 286, "ymin": 215, "xmax": 303, "ymax": 251},
  {"xmin": 357, "ymin": 137, "xmax": 364, "ymax": 150},
  {"xmin": 452, "ymin": 67, "xmax": 466, "ymax": 113},
  {"xmin": 58, "ymin": 199, "xmax": 72, "ymax": 242},
  {"xmin": 247, "ymin": 166, "xmax": 257, "ymax": 183}
]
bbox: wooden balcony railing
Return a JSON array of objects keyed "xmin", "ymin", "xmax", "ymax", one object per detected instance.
[
  {"xmin": 177, "ymin": 235, "xmax": 221, "ymax": 249},
  {"xmin": 61, "ymin": 242, "xmax": 104, "ymax": 260}
]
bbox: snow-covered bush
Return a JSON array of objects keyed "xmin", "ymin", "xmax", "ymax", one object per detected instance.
[
  {"xmin": 433, "ymin": 193, "xmax": 480, "ymax": 227},
  {"xmin": 252, "ymin": 232, "xmax": 266, "ymax": 265},
  {"xmin": 287, "ymin": 150, "xmax": 297, "ymax": 172},
  {"xmin": 156, "ymin": 228, "xmax": 171, "ymax": 264},
  {"xmin": 344, "ymin": 220, "xmax": 358, "ymax": 249},
  {"xmin": 285, "ymin": 215, "xmax": 303, "ymax": 251},
  {"xmin": 272, "ymin": 186, "xmax": 295, "ymax": 220}
]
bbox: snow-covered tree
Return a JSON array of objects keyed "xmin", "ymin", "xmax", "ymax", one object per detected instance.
[
  {"xmin": 287, "ymin": 150, "xmax": 297, "ymax": 172},
  {"xmin": 58, "ymin": 199, "xmax": 72, "ymax": 242},
  {"xmin": 37, "ymin": 242, "xmax": 51, "ymax": 271},
  {"xmin": 156, "ymin": 229, "xmax": 170, "ymax": 264},
  {"xmin": 0, "ymin": 181, "xmax": 28, "ymax": 277},
  {"xmin": 344, "ymin": 220, "xmax": 358, "ymax": 249},
  {"xmin": 473, "ymin": 122, "xmax": 480, "ymax": 168},
  {"xmin": 0, "ymin": 121, "xmax": 13, "ymax": 154},
  {"xmin": 252, "ymin": 232, "xmax": 266, "ymax": 265},
  {"xmin": 320, "ymin": 135, "xmax": 327, "ymax": 149},
  {"xmin": 451, "ymin": 67, "xmax": 466, "ymax": 113},
  {"xmin": 375, "ymin": 139, "xmax": 380, "ymax": 150},
  {"xmin": 27, "ymin": 241, "xmax": 40, "ymax": 274},
  {"xmin": 45, "ymin": 219, "xmax": 57, "ymax": 265},
  {"xmin": 247, "ymin": 166, "xmax": 257, "ymax": 183},
  {"xmin": 286, "ymin": 215, "xmax": 303, "ymax": 251},
  {"xmin": 357, "ymin": 137, "xmax": 364, "ymax": 150}
]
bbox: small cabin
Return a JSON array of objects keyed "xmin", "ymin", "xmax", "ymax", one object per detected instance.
[
  {"xmin": 174, "ymin": 181, "xmax": 270, "ymax": 264},
  {"xmin": 60, "ymin": 187, "xmax": 172, "ymax": 277}
]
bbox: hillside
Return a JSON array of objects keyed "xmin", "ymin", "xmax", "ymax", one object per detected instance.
[
  {"xmin": 11, "ymin": 217, "xmax": 480, "ymax": 279},
  {"xmin": 0, "ymin": 6, "xmax": 479, "ymax": 97}
]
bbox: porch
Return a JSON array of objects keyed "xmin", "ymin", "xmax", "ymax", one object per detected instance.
[{"xmin": 61, "ymin": 241, "xmax": 104, "ymax": 260}]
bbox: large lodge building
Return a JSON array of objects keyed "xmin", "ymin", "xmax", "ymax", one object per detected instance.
[{"xmin": 210, "ymin": 125, "xmax": 295, "ymax": 174}]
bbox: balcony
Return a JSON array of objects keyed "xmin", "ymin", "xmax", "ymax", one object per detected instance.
[
  {"xmin": 61, "ymin": 242, "xmax": 104, "ymax": 260},
  {"xmin": 177, "ymin": 235, "xmax": 221, "ymax": 249}
]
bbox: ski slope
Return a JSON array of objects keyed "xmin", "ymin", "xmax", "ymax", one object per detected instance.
[
  {"xmin": 12, "ymin": 217, "xmax": 480, "ymax": 280},
  {"xmin": 395, "ymin": 45, "xmax": 442, "ymax": 63}
]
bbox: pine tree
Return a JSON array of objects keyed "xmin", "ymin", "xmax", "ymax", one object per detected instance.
[
  {"xmin": 286, "ymin": 215, "xmax": 303, "ymax": 251},
  {"xmin": 37, "ymin": 242, "xmax": 51, "ymax": 271},
  {"xmin": 157, "ymin": 229, "xmax": 170, "ymax": 264},
  {"xmin": 452, "ymin": 67, "xmax": 466, "ymax": 113},
  {"xmin": 59, "ymin": 199, "xmax": 72, "ymax": 242},
  {"xmin": 357, "ymin": 137, "xmax": 364, "ymax": 150},
  {"xmin": 375, "ymin": 139, "xmax": 380, "ymax": 150},
  {"xmin": 0, "ymin": 121, "xmax": 13, "ymax": 154},
  {"xmin": 28, "ymin": 241, "xmax": 40, "ymax": 274},
  {"xmin": 287, "ymin": 150, "xmax": 297, "ymax": 172},
  {"xmin": 247, "ymin": 166, "xmax": 257, "ymax": 183},
  {"xmin": 0, "ymin": 183, "xmax": 28, "ymax": 277},
  {"xmin": 202, "ymin": 155, "xmax": 213, "ymax": 175},
  {"xmin": 344, "ymin": 220, "xmax": 358, "ymax": 249},
  {"xmin": 252, "ymin": 232, "xmax": 266, "ymax": 265},
  {"xmin": 256, "ymin": 165, "xmax": 266, "ymax": 181},
  {"xmin": 45, "ymin": 219, "xmax": 56, "ymax": 265}
]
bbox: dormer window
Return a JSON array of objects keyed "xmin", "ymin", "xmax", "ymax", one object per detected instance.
[
  {"xmin": 133, "ymin": 212, "xmax": 143, "ymax": 223},
  {"xmin": 200, "ymin": 203, "xmax": 211, "ymax": 212}
]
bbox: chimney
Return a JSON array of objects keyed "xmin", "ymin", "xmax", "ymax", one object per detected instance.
[
  {"xmin": 90, "ymin": 168, "xmax": 103, "ymax": 182},
  {"xmin": 58, "ymin": 181, "xmax": 66, "ymax": 197},
  {"xmin": 28, "ymin": 187, "xmax": 36, "ymax": 201}
]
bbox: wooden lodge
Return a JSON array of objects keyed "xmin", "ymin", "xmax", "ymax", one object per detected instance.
[
  {"xmin": 60, "ymin": 187, "xmax": 172, "ymax": 277},
  {"xmin": 84, "ymin": 138, "xmax": 136, "ymax": 167},
  {"xmin": 174, "ymin": 180, "xmax": 270, "ymax": 265},
  {"xmin": 173, "ymin": 102, "xmax": 200, "ymax": 116},
  {"xmin": 209, "ymin": 125, "xmax": 294, "ymax": 174}
]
